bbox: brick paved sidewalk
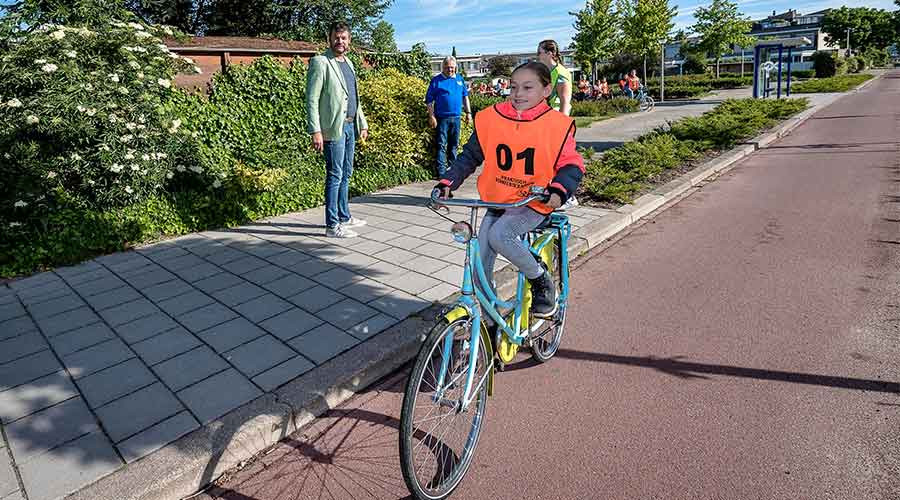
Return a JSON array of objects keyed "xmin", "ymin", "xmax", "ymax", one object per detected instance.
[{"xmin": 0, "ymin": 177, "xmax": 614, "ymax": 500}]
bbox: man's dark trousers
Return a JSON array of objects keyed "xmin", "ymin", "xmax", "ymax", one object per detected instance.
[{"xmin": 436, "ymin": 115, "xmax": 460, "ymax": 178}]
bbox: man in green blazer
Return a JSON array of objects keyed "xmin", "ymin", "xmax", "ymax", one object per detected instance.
[{"xmin": 306, "ymin": 21, "xmax": 369, "ymax": 238}]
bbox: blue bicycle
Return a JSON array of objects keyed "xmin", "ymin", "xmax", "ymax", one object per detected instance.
[{"xmin": 399, "ymin": 187, "xmax": 571, "ymax": 500}]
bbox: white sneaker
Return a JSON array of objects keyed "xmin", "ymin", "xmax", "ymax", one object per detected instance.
[
  {"xmin": 559, "ymin": 196, "xmax": 579, "ymax": 211},
  {"xmin": 326, "ymin": 225, "xmax": 358, "ymax": 238},
  {"xmin": 341, "ymin": 217, "xmax": 367, "ymax": 228}
]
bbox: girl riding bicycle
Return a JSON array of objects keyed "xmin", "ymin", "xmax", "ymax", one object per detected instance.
[{"xmin": 435, "ymin": 61, "xmax": 584, "ymax": 318}]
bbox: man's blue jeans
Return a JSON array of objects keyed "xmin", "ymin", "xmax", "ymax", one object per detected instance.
[
  {"xmin": 323, "ymin": 121, "xmax": 356, "ymax": 229},
  {"xmin": 435, "ymin": 116, "xmax": 460, "ymax": 178}
]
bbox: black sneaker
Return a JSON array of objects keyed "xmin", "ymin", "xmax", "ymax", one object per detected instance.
[{"xmin": 528, "ymin": 270, "xmax": 558, "ymax": 318}]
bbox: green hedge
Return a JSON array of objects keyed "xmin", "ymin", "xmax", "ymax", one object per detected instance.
[
  {"xmin": 1, "ymin": 58, "xmax": 443, "ymax": 277},
  {"xmin": 791, "ymin": 74, "xmax": 873, "ymax": 93},
  {"xmin": 571, "ymin": 97, "xmax": 638, "ymax": 117},
  {"xmin": 812, "ymin": 51, "xmax": 848, "ymax": 78},
  {"xmin": 645, "ymin": 74, "xmax": 753, "ymax": 99},
  {"xmin": 582, "ymin": 98, "xmax": 808, "ymax": 203}
]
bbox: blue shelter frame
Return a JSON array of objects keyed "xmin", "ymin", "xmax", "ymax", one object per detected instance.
[{"xmin": 753, "ymin": 43, "xmax": 793, "ymax": 99}]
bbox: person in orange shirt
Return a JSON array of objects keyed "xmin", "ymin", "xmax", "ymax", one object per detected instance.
[
  {"xmin": 435, "ymin": 62, "xmax": 584, "ymax": 317},
  {"xmin": 625, "ymin": 69, "xmax": 641, "ymax": 98},
  {"xmin": 598, "ymin": 77, "xmax": 610, "ymax": 99}
]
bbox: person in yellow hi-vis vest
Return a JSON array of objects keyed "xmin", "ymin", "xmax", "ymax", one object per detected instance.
[{"xmin": 434, "ymin": 62, "xmax": 585, "ymax": 318}]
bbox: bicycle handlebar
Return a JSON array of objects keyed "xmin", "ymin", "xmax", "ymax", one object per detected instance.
[{"xmin": 430, "ymin": 187, "xmax": 550, "ymax": 209}]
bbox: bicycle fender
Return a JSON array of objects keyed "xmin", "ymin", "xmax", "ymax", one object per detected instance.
[{"xmin": 443, "ymin": 306, "xmax": 495, "ymax": 397}]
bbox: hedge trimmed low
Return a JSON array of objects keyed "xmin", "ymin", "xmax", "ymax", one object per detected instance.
[
  {"xmin": 791, "ymin": 74, "xmax": 873, "ymax": 93},
  {"xmin": 582, "ymin": 98, "xmax": 809, "ymax": 203}
]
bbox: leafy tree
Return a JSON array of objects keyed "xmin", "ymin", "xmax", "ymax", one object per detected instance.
[
  {"xmin": 822, "ymin": 7, "xmax": 895, "ymax": 53},
  {"xmin": 487, "ymin": 54, "xmax": 516, "ymax": 78},
  {"xmin": 570, "ymin": 0, "xmax": 618, "ymax": 82},
  {"xmin": 124, "ymin": 0, "xmax": 199, "ymax": 33},
  {"xmin": 616, "ymin": 0, "xmax": 676, "ymax": 80},
  {"xmin": 370, "ymin": 19, "xmax": 396, "ymax": 52},
  {"xmin": 691, "ymin": 0, "xmax": 752, "ymax": 78}
]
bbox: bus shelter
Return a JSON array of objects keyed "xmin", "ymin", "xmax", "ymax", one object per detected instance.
[{"xmin": 752, "ymin": 37, "xmax": 811, "ymax": 99}]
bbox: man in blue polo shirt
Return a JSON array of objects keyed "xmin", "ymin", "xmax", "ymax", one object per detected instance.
[{"xmin": 426, "ymin": 56, "xmax": 471, "ymax": 178}]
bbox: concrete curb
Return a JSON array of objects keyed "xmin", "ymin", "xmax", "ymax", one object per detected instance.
[{"xmin": 67, "ymin": 85, "xmax": 844, "ymax": 500}]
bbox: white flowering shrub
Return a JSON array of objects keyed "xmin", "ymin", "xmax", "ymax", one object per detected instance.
[{"xmin": 0, "ymin": 16, "xmax": 202, "ymax": 223}]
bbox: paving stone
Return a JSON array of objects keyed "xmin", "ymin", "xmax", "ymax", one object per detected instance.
[
  {"xmin": 221, "ymin": 255, "xmax": 269, "ymax": 276},
  {"xmin": 16, "ymin": 282, "xmax": 72, "ymax": 306},
  {"xmin": 156, "ymin": 290, "xmax": 214, "ymax": 317},
  {"xmin": 117, "ymin": 411, "xmax": 199, "ymax": 463},
  {"xmin": 8, "ymin": 273, "xmax": 59, "ymax": 291},
  {"xmin": 196, "ymin": 317, "xmax": 267, "ymax": 353},
  {"xmin": 288, "ymin": 257, "xmax": 336, "ymax": 277},
  {"xmin": 412, "ymin": 241, "xmax": 458, "ymax": 259},
  {"xmin": 98, "ymin": 299, "xmax": 159, "ymax": 327},
  {"xmin": 71, "ymin": 276, "xmax": 129, "ymax": 298},
  {"xmin": 176, "ymin": 303, "xmax": 237, "ymax": 333},
  {"xmin": 62, "ymin": 267, "xmax": 114, "ymax": 286},
  {"xmin": 242, "ymin": 265, "xmax": 291, "ymax": 286},
  {"xmin": 332, "ymin": 250, "xmax": 379, "ymax": 270},
  {"xmin": 104, "ymin": 254, "xmax": 153, "ymax": 273},
  {"xmin": 121, "ymin": 267, "xmax": 176, "ymax": 289},
  {"xmin": 402, "ymin": 254, "xmax": 452, "ymax": 275},
  {"xmin": 384, "ymin": 234, "xmax": 427, "ymax": 251},
  {"xmin": 315, "ymin": 298, "xmax": 379, "ymax": 330},
  {"xmin": 286, "ymin": 285, "xmax": 346, "ymax": 313},
  {"xmin": 260, "ymin": 273, "xmax": 315, "ymax": 299},
  {"xmin": 152, "ymin": 346, "xmax": 229, "ymax": 392},
  {"xmin": 156, "ymin": 253, "xmax": 207, "ymax": 272},
  {"xmin": 223, "ymin": 336, "xmax": 295, "ymax": 377},
  {"xmin": 0, "ymin": 450, "xmax": 16, "ymax": 497},
  {"xmin": 192, "ymin": 273, "xmax": 244, "ymax": 294},
  {"xmin": 203, "ymin": 247, "xmax": 247, "ymax": 266},
  {"xmin": 95, "ymin": 382, "xmax": 183, "ymax": 443},
  {"xmin": 61, "ymin": 338, "xmax": 134, "ymax": 379},
  {"xmin": 432, "ymin": 264, "xmax": 464, "ymax": 285},
  {"xmin": 174, "ymin": 233, "xmax": 217, "ymax": 250},
  {"xmin": 142, "ymin": 279, "xmax": 194, "ymax": 302},
  {"xmin": 372, "ymin": 247, "xmax": 420, "ymax": 266},
  {"xmin": 339, "ymin": 278, "xmax": 395, "ymax": 304},
  {"xmin": 97, "ymin": 249, "xmax": 150, "ymax": 267},
  {"xmin": 288, "ymin": 323, "xmax": 361, "ymax": 365},
  {"xmin": 0, "ymin": 331, "xmax": 48, "ymax": 365},
  {"xmin": 76, "ymin": 358, "xmax": 156, "ymax": 409},
  {"xmin": 251, "ymin": 356, "xmax": 316, "ymax": 391},
  {"xmin": 0, "ymin": 371, "xmax": 79, "ymax": 424},
  {"xmin": 310, "ymin": 266, "xmax": 366, "ymax": 290},
  {"xmin": 417, "ymin": 281, "xmax": 459, "ymax": 302},
  {"xmin": 177, "ymin": 369, "xmax": 261, "ymax": 424},
  {"xmin": 45, "ymin": 323, "xmax": 114, "ymax": 356},
  {"xmin": 25, "ymin": 294, "xmax": 85, "ymax": 319},
  {"xmin": 370, "ymin": 289, "xmax": 431, "ymax": 320},
  {"xmin": 348, "ymin": 239, "xmax": 390, "ymax": 256},
  {"xmin": 53, "ymin": 261, "xmax": 103, "ymax": 279},
  {"xmin": 348, "ymin": 313, "xmax": 399, "ymax": 340},
  {"xmin": 140, "ymin": 245, "xmax": 188, "ymax": 261},
  {"xmin": 0, "ymin": 316, "xmax": 37, "ymax": 341},
  {"xmin": 5, "ymin": 397, "xmax": 98, "ymax": 463},
  {"xmin": 0, "ymin": 301, "xmax": 26, "ymax": 322},
  {"xmin": 209, "ymin": 282, "xmax": 267, "ymax": 307},
  {"xmin": 233, "ymin": 294, "xmax": 292, "ymax": 323},
  {"xmin": 0, "ymin": 351, "xmax": 61, "ymax": 391},
  {"xmin": 382, "ymin": 271, "xmax": 444, "ymax": 296},
  {"xmin": 83, "ymin": 286, "xmax": 142, "ymax": 311},
  {"xmin": 258, "ymin": 308, "xmax": 323, "ymax": 342},
  {"xmin": 232, "ymin": 241, "xmax": 288, "ymax": 258},
  {"xmin": 177, "ymin": 262, "xmax": 223, "ymax": 283},
  {"xmin": 364, "ymin": 260, "xmax": 408, "ymax": 284},
  {"xmin": 131, "ymin": 327, "xmax": 200, "ymax": 365},
  {"xmin": 17, "ymin": 431, "xmax": 121, "ymax": 500},
  {"xmin": 396, "ymin": 224, "xmax": 437, "ymax": 238},
  {"xmin": 265, "ymin": 250, "xmax": 313, "ymax": 268},
  {"xmin": 35, "ymin": 307, "xmax": 103, "ymax": 340}
]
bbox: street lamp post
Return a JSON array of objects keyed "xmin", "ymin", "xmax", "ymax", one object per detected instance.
[{"xmin": 846, "ymin": 28, "xmax": 852, "ymax": 56}]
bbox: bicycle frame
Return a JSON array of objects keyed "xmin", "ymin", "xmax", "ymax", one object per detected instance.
[{"xmin": 431, "ymin": 193, "xmax": 571, "ymax": 412}]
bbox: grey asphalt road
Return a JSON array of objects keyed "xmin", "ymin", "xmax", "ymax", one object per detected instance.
[{"xmin": 198, "ymin": 72, "xmax": 900, "ymax": 500}]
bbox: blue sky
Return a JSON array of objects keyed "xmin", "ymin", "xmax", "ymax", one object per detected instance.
[{"xmin": 384, "ymin": 0, "xmax": 897, "ymax": 55}]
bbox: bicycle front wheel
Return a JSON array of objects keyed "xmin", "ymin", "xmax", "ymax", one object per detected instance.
[{"xmin": 400, "ymin": 317, "xmax": 490, "ymax": 500}]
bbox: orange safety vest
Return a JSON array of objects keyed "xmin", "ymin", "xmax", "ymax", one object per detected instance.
[
  {"xmin": 475, "ymin": 105, "xmax": 575, "ymax": 214},
  {"xmin": 628, "ymin": 76, "xmax": 640, "ymax": 90}
]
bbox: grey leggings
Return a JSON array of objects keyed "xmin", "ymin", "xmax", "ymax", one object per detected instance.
[{"xmin": 478, "ymin": 207, "xmax": 546, "ymax": 287}]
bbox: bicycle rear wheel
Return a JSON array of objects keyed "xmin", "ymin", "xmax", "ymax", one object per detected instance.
[
  {"xmin": 400, "ymin": 317, "xmax": 490, "ymax": 500},
  {"xmin": 530, "ymin": 236, "xmax": 567, "ymax": 362},
  {"xmin": 639, "ymin": 95, "xmax": 653, "ymax": 112}
]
